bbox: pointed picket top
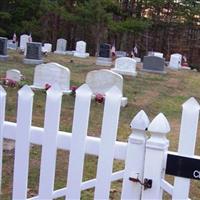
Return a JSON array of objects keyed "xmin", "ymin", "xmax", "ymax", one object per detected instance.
[
  {"xmin": 148, "ymin": 113, "xmax": 170, "ymax": 134},
  {"xmin": 0, "ymin": 85, "xmax": 6, "ymax": 97},
  {"xmin": 130, "ymin": 110, "xmax": 150, "ymax": 131},
  {"xmin": 18, "ymin": 85, "xmax": 34, "ymax": 98},
  {"xmin": 75, "ymin": 84, "xmax": 92, "ymax": 96},
  {"xmin": 46, "ymin": 83, "xmax": 62, "ymax": 98},
  {"xmin": 182, "ymin": 97, "xmax": 200, "ymax": 111},
  {"xmin": 105, "ymin": 86, "xmax": 122, "ymax": 99}
]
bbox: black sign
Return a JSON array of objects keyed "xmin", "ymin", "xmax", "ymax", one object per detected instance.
[{"xmin": 166, "ymin": 154, "xmax": 200, "ymax": 180}]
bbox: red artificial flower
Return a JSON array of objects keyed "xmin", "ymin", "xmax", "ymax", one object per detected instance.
[
  {"xmin": 45, "ymin": 83, "xmax": 51, "ymax": 90},
  {"xmin": 70, "ymin": 85, "xmax": 78, "ymax": 96},
  {"xmin": 95, "ymin": 93, "xmax": 105, "ymax": 103}
]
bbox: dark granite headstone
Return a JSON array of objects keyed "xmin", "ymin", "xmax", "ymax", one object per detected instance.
[
  {"xmin": 142, "ymin": 56, "xmax": 165, "ymax": 73},
  {"xmin": 26, "ymin": 42, "xmax": 42, "ymax": 60},
  {"xmin": 0, "ymin": 37, "xmax": 8, "ymax": 55},
  {"xmin": 24, "ymin": 42, "xmax": 43, "ymax": 64},
  {"xmin": 99, "ymin": 43, "xmax": 110, "ymax": 58}
]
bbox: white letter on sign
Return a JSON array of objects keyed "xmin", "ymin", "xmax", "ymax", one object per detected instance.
[{"xmin": 193, "ymin": 170, "xmax": 200, "ymax": 179}]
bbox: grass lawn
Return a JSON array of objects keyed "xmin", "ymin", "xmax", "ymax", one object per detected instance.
[{"xmin": 0, "ymin": 50, "xmax": 200, "ymax": 199}]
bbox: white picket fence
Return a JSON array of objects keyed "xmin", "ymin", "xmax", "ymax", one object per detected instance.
[{"xmin": 0, "ymin": 84, "xmax": 199, "ymax": 199}]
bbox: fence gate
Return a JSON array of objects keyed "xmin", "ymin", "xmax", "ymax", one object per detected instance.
[{"xmin": 0, "ymin": 85, "xmax": 200, "ymax": 199}]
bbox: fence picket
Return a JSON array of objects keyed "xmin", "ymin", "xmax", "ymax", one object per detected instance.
[
  {"xmin": 172, "ymin": 97, "xmax": 200, "ymax": 199},
  {"xmin": 13, "ymin": 86, "xmax": 34, "ymax": 199},
  {"xmin": 94, "ymin": 86, "xmax": 122, "ymax": 199},
  {"xmin": 121, "ymin": 110, "xmax": 149, "ymax": 199},
  {"xmin": 66, "ymin": 84, "xmax": 92, "ymax": 199},
  {"xmin": 141, "ymin": 113, "xmax": 170, "ymax": 199},
  {"xmin": 38, "ymin": 85, "xmax": 63, "ymax": 199},
  {"xmin": 0, "ymin": 86, "xmax": 6, "ymax": 194}
]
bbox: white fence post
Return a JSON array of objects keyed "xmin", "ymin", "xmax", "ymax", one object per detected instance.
[
  {"xmin": 66, "ymin": 84, "xmax": 92, "ymax": 199},
  {"xmin": 38, "ymin": 85, "xmax": 63, "ymax": 199},
  {"xmin": 121, "ymin": 110, "xmax": 149, "ymax": 199},
  {"xmin": 13, "ymin": 86, "xmax": 34, "ymax": 199},
  {"xmin": 141, "ymin": 113, "xmax": 170, "ymax": 199},
  {"xmin": 172, "ymin": 97, "xmax": 200, "ymax": 199},
  {"xmin": 94, "ymin": 86, "xmax": 122, "ymax": 199},
  {"xmin": 0, "ymin": 86, "xmax": 6, "ymax": 194}
]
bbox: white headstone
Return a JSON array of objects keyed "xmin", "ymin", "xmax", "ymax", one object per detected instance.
[
  {"xmin": 111, "ymin": 57, "xmax": 137, "ymax": 76},
  {"xmin": 86, "ymin": 69, "xmax": 123, "ymax": 94},
  {"xmin": 74, "ymin": 41, "xmax": 89, "ymax": 58},
  {"xmin": 19, "ymin": 34, "xmax": 29, "ymax": 51},
  {"xmin": 54, "ymin": 38, "xmax": 67, "ymax": 55},
  {"xmin": 115, "ymin": 51, "xmax": 127, "ymax": 58},
  {"xmin": 86, "ymin": 69, "xmax": 127, "ymax": 106},
  {"xmin": 7, "ymin": 40, "xmax": 18, "ymax": 50},
  {"xmin": 6, "ymin": 69, "xmax": 22, "ymax": 82},
  {"xmin": 31, "ymin": 62, "xmax": 71, "ymax": 93},
  {"xmin": 42, "ymin": 43, "xmax": 52, "ymax": 53},
  {"xmin": 76, "ymin": 41, "xmax": 86, "ymax": 53},
  {"xmin": 154, "ymin": 52, "xmax": 163, "ymax": 58},
  {"xmin": 169, "ymin": 53, "xmax": 182, "ymax": 69}
]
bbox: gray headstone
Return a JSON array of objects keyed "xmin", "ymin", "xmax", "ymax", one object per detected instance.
[
  {"xmin": 142, "ymin": 56, "xmax": 165, "ymax": 73},
  {"xmin": 0, "ymin": 37, "xmax": 9, "ymax": 61},
  {"xmin": 99, "ymin": 43, "xmax": 110, "ymax": 58},
  {"xmin": 0, "ymin": 37, "xmax": 8, "ymax": 55},
  {"xmin": 24, "ymin": 42, "xmax": 43, "ymax": 64},
  {"xmin": 26, "ymin": 42, "xmax": 42, "ymax": 60}
]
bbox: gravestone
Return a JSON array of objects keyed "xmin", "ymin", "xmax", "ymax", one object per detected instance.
[
  {"xmin": 23, "ymin": 42, "xmax": 43, "ymax": 64},
  {"xmin": 142, "ymin": 56, "xmax": 166, "ymax": 74},
  {"xmin": 6, "ymin": 69, "xmax": 22, "ymax": 82},
  {"xmin": 169, "ymin": 53, "xmax": 182, "ymax": 70},
  {"xmin": 7, "ymin": 40, "xmax": 18, "ymax": 50},
  {"xmin": 111, "ymin": 57, "xmax": 137, "ymax": 76},
  {"xmin": 42, "ymin": 43, "xmax": 52, "ymax": 53},
  {"xmin": 148, "ymin": 51, "xmax": 163, "ymax": 58},
  {"xmin": 96, "ymin": 43, "xmax": 112, "ymax": 66},
  {"xmin": 0, "ymin": 37, "xmax": 9, "ymax": 61},
  {"xmin": 30, "ymin": 62, "xmax": 71, "ymax": 94},
  {"xmin": 54, "ymin": 38, "xmax": 67, "ymax": 55},
  {"xmin": 74, "ymin": 41, "xmax": 89, "ymax": 58},
  {"xmin": 19, "ymin": 34, "xmax": 29, "ymax": 51},
  {"xmin": 133, "ymin": 57, "xmax": 141, "ymax": 63},
  {"xmin": 115, "ymin": 51, "xmax": 127, "ymax": 58},
  {"xmin": 85, "ymin": 69, "xmax": 127, "ymax": 106},
  {"xmin": 154, "ymin": 52, "xmax": 163, "ymax": 58}
]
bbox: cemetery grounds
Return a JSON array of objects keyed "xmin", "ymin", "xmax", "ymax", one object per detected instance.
[{"xmin": 0, "ymin": 50, "xmax": 200, "ymax": 199}]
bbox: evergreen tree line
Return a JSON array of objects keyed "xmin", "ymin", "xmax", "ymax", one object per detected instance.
[{"xmin": 0, "ymin": 0, "xmax": 200, "ymax": 63}]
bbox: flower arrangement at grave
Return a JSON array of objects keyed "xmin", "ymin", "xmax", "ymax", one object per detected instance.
[
  {"xmin": 70, "ymin": 85, "xmax": 78, "ymax": 96},
  {"xmin": 1, "ymin": 78, "xmax": 18, "ymax": 88},
  {"xmin": 95, "ymin": 93, "xmax": 105, "ymax": 104},
  {"xmin": 45, "ymin": 83, "xmax": 51, "ymax": 90}
]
